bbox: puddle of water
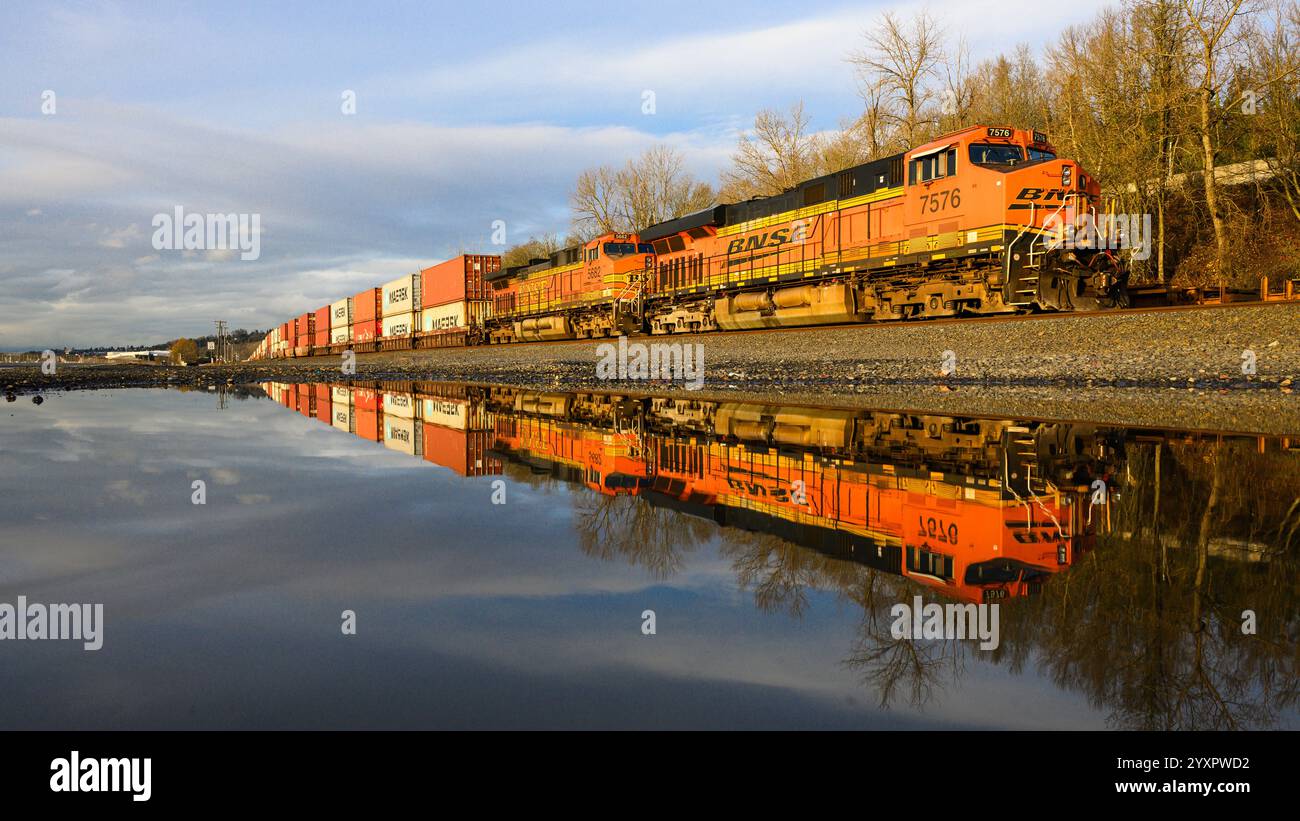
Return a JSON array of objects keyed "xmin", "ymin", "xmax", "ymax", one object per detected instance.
[{"xmin": 0, "ymin": 383, "xmax": 1296, "ymax": 730}]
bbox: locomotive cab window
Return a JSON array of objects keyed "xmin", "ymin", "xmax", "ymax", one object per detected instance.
[
  {"xmin": 1027, "ymin": 147, "xmax": 1056, "ymax": 163},
  {"xmin": 969, "ymin": 143, "xmax": 1025, "ymax": 168},
  {"xmin": 907, "ymin": 147, "xmax": 956, "ymax": 185},
  {"xmin": 602, "ymin": 242, "xmax": 639, "ymax": 257}
]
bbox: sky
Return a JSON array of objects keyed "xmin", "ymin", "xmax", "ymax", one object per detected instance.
[{"xmin": 0, "ymin": 0, "xmax": 1117, "ymax": 349}]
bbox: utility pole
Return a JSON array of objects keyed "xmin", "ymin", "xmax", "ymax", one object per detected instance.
[{"xmin": 213, "ymin": 320, "xmax": 228, "ymax": 364}]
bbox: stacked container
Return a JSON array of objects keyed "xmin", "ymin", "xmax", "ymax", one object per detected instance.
[
  {"xmin": 380, "ymin": 274, "xmax": 421, "ymax": 338},
  {"xmin": 314, "ymin": 384, "xmax": 332, "ymax": 424},
  {"xmin": 420, "ymin": 255, "xmax": 498, "ymax": 334},
  {"xmin": 352, "ymin": 287, "xmax": 382, "ymax": 343},
  {"xmin": 353, "ymin": 388, "xmax": 383, "ymax": 441},
  {"xmin": 313, "ymin": 307, "xmax": 330, "ymax": 348},
  {"xmin": 382, "ymin": 391, "xmax": 422, "ymax": 456},
  {"xmin": 330, "ymin": 297, "xmax": 353, "ymax": 345},
  {"xmin": 331, "ymin": 386, "xmax": 354, "ymax": 433}
]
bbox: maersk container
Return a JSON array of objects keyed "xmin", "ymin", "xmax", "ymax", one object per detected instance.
[
  {"xmin": 353, "ymin": 287, "xmax": 382, "ymax": 324},
  {"xmin": 421, "ymin": 397, "xmax": 469, "ymax": 430},
  {"xmin": 383, "ymin": 415, "xmax": 422, "ymax": 457},
  {"xmin": 420, "ymin": 255, "xmax": 500, "ymax": 308},
  {"xmin": 381, "ymin": 391, "xmax": 418, "ymax": 420},
  {"xmin": 331, "ymin": 324, "xmax": 351, "ymax": 345},
  {"xmin": 420, "ymin": 300, "xmax": 491, "ymax": 333},
  {"xmin": 381, "ymin": 274, "xmax": 421, "ymax": 317},
  {"xmin": 330, "ymin": 297, "xmax": 353, "ymax": 329},
  {"xmin": 381, "ymin": 311, "xmax": 417, "ymax": 338},
  {"xmin": 331, "ymin": 391, "xmax": 354, "ymax": 433}
]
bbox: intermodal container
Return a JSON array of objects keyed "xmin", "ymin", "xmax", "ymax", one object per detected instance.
[
  {"xmin": 330, "ymin": 297, "xmax": 353, "ymax": 329},
  {"xmin": 314, "ymin": 384, "xmax": 332, "ymax": 424},
  {"xmin": 419, "ymin": 300, "xmax": 491, "ymax": 333},
  {"xmin": 381, "ymin": 391, "xmax": 418, "ymax": 420},
  {"xmin": 354, "ymin": 409, "xmax": 382, "ymax": 442},
  {"xmin": 331, "ymin": 388, "xmax": 354, "ymax": 433},
  {"xmin": 383, "ymin": 416, "xmax": 422, "ymax": 456},
  {"xmin": 420, "ymin": 397, "xmax": 478, "ymax": 431},
  {"xmin": 381, "ymin": 311, "xmax": 418, "ymax": 338},
  {"xmin": 353, "ymin": 287, "xmax": 382, "ymax": 323},
  {"xmin": 420, "ymin": 255, "xmax": 499, "ymax": 308},
  {"xmin": 280, "ymin": 322, "xmax": 291, "ymax": 344},
  {"xmin": 381, "ymin": 274, "xmax": 421, "ymax": 317},
  {"xmin": 314, "ymin": 307, "xmax": 330, "ymax": 347},
  {"xmin": 295, "ymin": 312, "xmax": 313, "ymax": 347},
  {"xmin": 353, "ymin": 388, "xmax": 381, "ymax": 413},
  {"xmin": 422, "ymin": 425, "xmax": 500, "ymax": 476},
  {"xmin": 331, "ymin": 323, "xmax": 351, "ymax": 345},
  {"xmin": 353, "ymin": 319, "xmax": 380, "ymax": 343}
]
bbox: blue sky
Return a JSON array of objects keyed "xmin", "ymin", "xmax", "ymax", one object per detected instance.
[{"xmin": 0, "ymin": 0, "xmax": 1114, "ymax": 348}]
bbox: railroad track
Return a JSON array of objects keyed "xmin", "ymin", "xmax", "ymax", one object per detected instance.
[{"xmin": 263, "ymin": 297, "xmax": 1297, "ymax": 360}]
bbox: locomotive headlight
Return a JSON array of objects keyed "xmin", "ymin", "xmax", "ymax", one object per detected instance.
[{"xmin": 1062, "ymin": 165, "xmax": 1073, "ymax": 188}]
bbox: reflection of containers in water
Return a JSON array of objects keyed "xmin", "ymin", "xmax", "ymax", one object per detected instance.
[
  {"xmin": 330, "ymin": 297, "xmax": 354, "ymax": 329},
  {"xmin": 314, "ymin": 307, "xmax": 330, "ymax": 347},
  {"xmin": 381, "ymin": 274, "xmax": 421, "ymax": 317},
  {"xmin": 354, "ymin": 409, "xmax": 382, "ymax": 442},
  {"xmin": 421, "ymin": 397, "xmax": 489, "ymax": 431},
  {"xmin": 353, "ymin": 388, "xmax": 381, "ymax": 413},
  {"xmin": 331, "ymin": 385, "xmax": 352, "ymax": 404},
  {"xmin": 420, "ymin": 255, "xmax": 499, "ymax": 307},
  {"xmin": 382, "ymin": 391, "xmax": 419, "ymax": 419},
  {"xmin": 383, "ymin": 415, "xmax": 423, "ymax": 456},
  {"xmin": 420, "ymin": 300, "xmax": 491, "ymax": 333},
  {"xmin": 422, "ymin": 425, "xmax": 502, "ymax": 477},
  {"xmin": 381, "ymin": 311, "xmax": 418, "ymax": 338},
  {"xmin": 331, "ymin": 392, "xmax": 354, "ymax": 433},
  {"xmin": 314, "ymin": 384, "xmax": 332, "ymax": 424}
]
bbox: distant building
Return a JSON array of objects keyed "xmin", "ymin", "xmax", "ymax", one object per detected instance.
[{"xmin": 104, "ymin": 351, "xmax": 172, "ymax": 361}]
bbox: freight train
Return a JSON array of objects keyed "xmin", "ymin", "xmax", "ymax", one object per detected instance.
[
  {"xmin": 251, "ymin": 125, "xmax": 1127, "ymax": 359},
  {"xmin": 265, "ymin": 380, "xmax": 1124, "ymax": 602}
]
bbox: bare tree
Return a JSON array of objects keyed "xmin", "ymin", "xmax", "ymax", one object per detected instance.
[
  {"xmin": 571, "ymin": 144, "xmax": 715, "ymax": 236},
  {"xmin": 850, "ymin": 10, "xmax": 946, "ymax": 149},
  {"xmin": 719, "ymin": 101, "xmax": 819, "ymax": 200}
]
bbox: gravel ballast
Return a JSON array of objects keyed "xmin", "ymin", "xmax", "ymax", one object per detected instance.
[{"xmin": 5, "ymin": 303, "xmax": 1297, "ymax": 434}]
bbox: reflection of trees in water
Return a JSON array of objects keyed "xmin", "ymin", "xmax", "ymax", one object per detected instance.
[
  {"xmin": 564, "ymin": 440, "xmax": 1298, "ymax": 727},
  {"xmin": 845, "ymin": 441, "xmax": 1299, "ymax": 727},
  {"xmin": 572, "ymin": 493, "xmax": 714, "ymax": 579}
]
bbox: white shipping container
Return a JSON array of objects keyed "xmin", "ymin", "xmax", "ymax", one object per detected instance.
[
  {"xmin": 331, "ymin": 324, "xmax": 351, "ymax": 344},
  {"xmin": 383, "ymin": 416, "xmax": 422, "ymax": 456},
  {"xmin": 331, "ymin": 386, "xmax": 352, "ymax": 404},
  {"xmin": 420, "ymin": 300, "xmax": 492, "ymax": 332},
  {"xmin": 421, "ymin": 398, "xmax": 469, "ymax": 430},
  {"xmin": 381, "ymin": 311, "xmax": 417, "ymax": 338},
  {"xmin": 382, "ymin": 391, "xmax": 419, "ymax": 420},
  {"xmin": 330, "ymin": 297, "xmax": 354, "ymax": 329},
  {"xmin": 381, "ymin": 274, "xmax": 421, "ymax": 316},
  {"xmin": 332, "ymin": 399, "xmax": 354, "ymax": 433}
]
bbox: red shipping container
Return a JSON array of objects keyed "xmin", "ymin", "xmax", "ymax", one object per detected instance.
[
  {"xmin": 314, "ymin": 384, "xmax": 332, "ymax": 424},
  {"xmin": 295, "ymin": 312, "xmax": 313, "ymax": 347},
  {"xmin": 314, "ymin": 307, "xmax": 330, "ymax": 346},
  {"xmin": 353, "ymin": 287, "xmax": 382, "ymax": 323},
  {"xmin": 352, "ymin": 319, "xmax": 380, "ymax": 343},
  {"xmin": 353, "ymin": 388, "xmax": 382, "ymax": 413},
  {"xmin": 422, "ymin": 425, "xmax": 501, "ymax": 476},
  {"xmin": 280, "ymin": 321, "xmax": 291, "ymax": 343},
  {"xmin": 420, "ymin": 255, "xmax": 500, "ymax": 308},
  {"xmin": 354, "ymin": 409, "xmax": 381, "ymax": 442}
]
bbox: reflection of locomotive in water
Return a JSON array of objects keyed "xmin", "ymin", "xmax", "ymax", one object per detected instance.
[
  {"xmin": 264, "ymin": 380, "xmax": 1120, "ymax": 604},
  {"xmin": 485, "ymin": 391, "xmax": 1116, "ymax": 603}
]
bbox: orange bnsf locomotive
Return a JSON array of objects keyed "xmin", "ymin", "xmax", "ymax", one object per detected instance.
[{"xmin": 485, "ymin": 125, "xmax": 1127, "ymax": 344}]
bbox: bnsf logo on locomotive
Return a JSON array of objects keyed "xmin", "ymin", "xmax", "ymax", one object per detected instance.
[
  {"xmin": 725, "ymin": 222, "xmax": 808, "ymax": 255},
  {"xmin": 1014, "ymin": 187, "xmax": 1070, "ymax": 202}
]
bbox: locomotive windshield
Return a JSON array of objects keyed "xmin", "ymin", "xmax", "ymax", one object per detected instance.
[
  {"xmin": 1028, "ymin": 147, "xmax": 1056, "ymax": 162},
  {"xmin": 969, "ymin": 143, "xmax": 1025, "ymax": 167},
  {"xmin": 603, "ymin": 242, "xmax": 653, "ymax": 257}
]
